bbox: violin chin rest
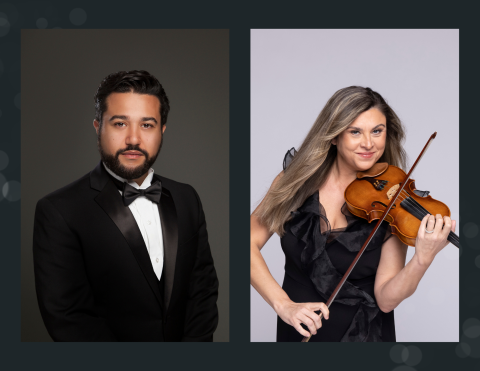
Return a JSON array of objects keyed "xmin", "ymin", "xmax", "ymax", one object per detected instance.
[{"xmin": 356, "ymin": 162, "xmax": 389, "ymax": 179}]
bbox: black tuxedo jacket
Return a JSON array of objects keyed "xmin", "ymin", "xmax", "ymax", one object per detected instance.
[{"xmin": 33, "ymin": 162, "xmax": 219, "ymax": 341}]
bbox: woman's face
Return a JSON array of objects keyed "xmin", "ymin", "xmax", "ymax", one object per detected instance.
[{"xmin": 332, "ymin": 107, "xmax": 387, "ymax": 172}]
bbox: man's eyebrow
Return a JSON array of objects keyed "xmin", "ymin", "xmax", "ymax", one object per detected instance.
[
  {"xmin": 141, "ymin": 117, "xmax": 158, "ymax": 124},
  {"xmin": 348, "ymin": 124, "xmax": 386, "ymax": 130},
  {"xmin": 109, "ymin": 115, "xmax": 129, "ymax": 121},
  {"xmin": 109, "ymin": 115, "xmax": 158, "ymax": 124}
]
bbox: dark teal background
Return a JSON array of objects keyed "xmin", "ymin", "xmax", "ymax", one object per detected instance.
[{"xmin": 0, "ymin": 0, "xmax": 479, "ymax": 370}]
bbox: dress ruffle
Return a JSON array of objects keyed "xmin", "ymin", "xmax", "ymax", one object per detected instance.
[{"xmin": 284, "ymin": 149, "xmax": 388, "ymax": 341}]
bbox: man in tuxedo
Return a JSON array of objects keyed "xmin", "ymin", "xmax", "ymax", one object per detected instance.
[{"xmin": 33, "ymin": 70, "xmax": 219, "ymax": 341}]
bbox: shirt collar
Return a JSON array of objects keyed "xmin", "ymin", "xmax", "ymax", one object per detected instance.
[{"xmin": 103, "ymin": 162, "xmax": 155, "ymax": 190}]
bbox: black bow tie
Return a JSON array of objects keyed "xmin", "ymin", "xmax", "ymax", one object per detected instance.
[{"xmin": 122, "ymin": 181, "xmax": 162, "ymax": 206}]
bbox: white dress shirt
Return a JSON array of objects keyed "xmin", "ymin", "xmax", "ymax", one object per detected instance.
[{"xmin": 104, "ymin": 163, "xmax": 164, "ymax": 280}]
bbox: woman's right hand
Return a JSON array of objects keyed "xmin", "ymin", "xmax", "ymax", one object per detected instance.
[{"xmin": 275, "ymin": 300, "xmax": 329, "ymax": 337}]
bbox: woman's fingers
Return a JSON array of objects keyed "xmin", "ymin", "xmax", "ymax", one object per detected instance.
[
  {"xmin": 298, "ymin": 312, "xmax": 318, "ymax": 335},
  {"xmin": 281, "ymin": 302, "xmax": 330, "ymax": 337},
  {"xmin": 441, "ymin": 216, "xmax": 454, "ymax": 248},
  {"xmin": 307, "ymin": 302, "xmax": 329, "ymax": 320},
  {"xmin": 301, "ymin": 307, "xmax": 323, "ymax": 330},
  {"xmin": 291, "ymin": 303, "xmax": 330, "ymax": 337},
  {"xmin": 441, "ymin": 216, "xmax": 452, "ymax": 237},
  {"xmin": 434, "ymin": 214, "xmax": 444, "ymax": 234},
  {"xmin": 426, "ymin": 214, "xmax": 436, "ymax": 233},
  {"xmin": 293, "ymin": 320, "xmax": 311, "ymax": 338},
  {"xmin": 418, "ymin": 214, "xmax": 429, "ymax": 239}
]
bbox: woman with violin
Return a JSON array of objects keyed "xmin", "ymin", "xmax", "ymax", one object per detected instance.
[{"xmin": 250, "ymin": 86, "xmax": 457, "ymax": 342}]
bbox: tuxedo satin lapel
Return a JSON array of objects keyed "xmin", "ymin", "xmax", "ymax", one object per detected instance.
[
  {"xmin": 94, "ymin": 179, "xmax": 164, "ymax": 309},
  {"xmin": 158, "ymin": 186, "xmax": 178, "ymax": 312}
]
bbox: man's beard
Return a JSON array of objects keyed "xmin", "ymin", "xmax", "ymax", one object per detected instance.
[{"xmin": 98, "ymin": 133, "xmax": 162, "ymax": 180}]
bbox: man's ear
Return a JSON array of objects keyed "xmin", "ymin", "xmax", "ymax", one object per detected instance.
[
  {"xmin": 162, "ymin": 124, "xmax": 166, "ymax": 134},
  {"xmin": 93, "ymin": 120, "xmax": 100, "ymax": 135}
]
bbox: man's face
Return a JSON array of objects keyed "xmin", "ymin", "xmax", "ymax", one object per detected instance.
[{"xmin": 94, "ymin": 92, "xmax": 166, "ymax": 181}]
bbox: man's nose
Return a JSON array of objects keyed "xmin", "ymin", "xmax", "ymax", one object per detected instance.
[{"xmin": 125, "ymin": 126, "xmax": 141, "ymax": 145}]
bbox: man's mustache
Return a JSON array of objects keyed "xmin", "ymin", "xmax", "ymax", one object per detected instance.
[{"xmin": 115, "ymin": 145, "xmax": 149, "ymax": 159}]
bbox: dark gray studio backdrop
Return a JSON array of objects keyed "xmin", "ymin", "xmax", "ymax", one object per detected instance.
[{"xmin": 21, "ymin": 29, "xmax": 229, "ymax": 342}]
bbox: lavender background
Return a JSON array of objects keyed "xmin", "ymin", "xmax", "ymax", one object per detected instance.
[{"xmin": 251, "ymin": 29, "xmax": 459, "ymax": 342}]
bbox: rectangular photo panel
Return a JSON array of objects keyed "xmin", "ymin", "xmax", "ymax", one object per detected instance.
[
  {"xmin": 250, "ymin": 29, "xmax": 459, "ymax": 343},
  {"xmin": 21, "ymin": 29, "xmax": 229, "ymax": 342}
]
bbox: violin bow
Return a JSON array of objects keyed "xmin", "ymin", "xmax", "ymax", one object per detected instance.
[{"xmin": 301, "ymin": 132, "xmax": 438, "ymax": 342}]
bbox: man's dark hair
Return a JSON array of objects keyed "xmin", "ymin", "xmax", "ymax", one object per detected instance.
[{"xmin": 94, "ymin": 70, "xmax": 170, "ymax": 127}]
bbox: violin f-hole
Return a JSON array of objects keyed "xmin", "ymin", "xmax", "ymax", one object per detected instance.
[{"xmin": 372, "ymin": 201, "xmax": 396, "ymax": 210}]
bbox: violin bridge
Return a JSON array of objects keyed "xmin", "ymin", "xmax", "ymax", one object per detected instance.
[{"xmin": 387, "ymin": 184, "xmax": 400, "ymax": 200}]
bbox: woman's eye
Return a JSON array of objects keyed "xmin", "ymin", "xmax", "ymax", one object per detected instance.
[
  {"xmin": 373, "ymin": 129, "xmax": 383, "ymax": 134},
  {"xmin": 350, "ymin": 130, "xmax": 360, "ymax": 135}
]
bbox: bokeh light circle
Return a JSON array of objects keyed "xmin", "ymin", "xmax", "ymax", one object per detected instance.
[
  {"xmin": 463, "ymin": 318, "xmax": 480, "ymax": 339},
  {"xmin": 0, "ymin": 3, "xmax": 19, "ymax": 25},
  {"xmin": 0, "ymin": 12, "xmax": 10, "ymax": 37},
  {"xmin": 460, "ymin": 333, "xmax": 480, "ymax": 358},
  {"xmin": 0, "ymin": 150, "xmax": 9, "ymax": 171},
  {"xmin": 403, "ymin": 346, "xmax": 422, "ymax": 366},
  {"xmin": 3, "ymin": 180, "xmax": 20, "ymax": 201},
  {"xmin": 36, "ymin": 18, "xmax": 48, "ymax": 29},
  {"xmin": 0, "ymin": 173, "xmax": 6, "ymax": 201},
  {"xmin": 456, "ymin": 342, "xmax": 471, "ymax": 358},
  {"xmin": 463, "ymin": 222, "xmax": 479, "ymax": 238},
  {"xmin": 69, "ymin": 8, "xmax": 87, "ymax": 26},
  {"xmin": 390, "ymin": 344, "xmax": 407, "ymax": 364}
]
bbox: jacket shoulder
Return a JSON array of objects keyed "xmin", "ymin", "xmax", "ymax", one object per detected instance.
[
  {"xmin": 155, "ymin": 174, "xmax": 202, "ymax": 209},
  {"xmin": 39, "ymin": 172, "xmax": 92, "ymax": 205},
  {"xmin": 156, "ymin": 175, "xmax": 197, "ymax": 196}
]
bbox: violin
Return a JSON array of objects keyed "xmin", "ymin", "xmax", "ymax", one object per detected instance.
[
  {"xmin": 301, "ymin": 132, "xmax": 459, "ymax": 342},
  {"xmin": 344, "ymin": 162, "xmax": 460, "ymax": 248}
]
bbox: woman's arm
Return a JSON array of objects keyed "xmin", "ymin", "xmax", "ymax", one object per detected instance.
[
  {"xmin": 251, "ymin": 174, "xmax": 329, "ymax": 337},
  {"xmin": 374, "ymin": 213, "xmax": 456, "ymax": 313}
]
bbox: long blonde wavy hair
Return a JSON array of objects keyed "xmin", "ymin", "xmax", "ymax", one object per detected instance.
[{"xmin": 254, "ymin": 86, "xmax": 408, "ymax": 236}]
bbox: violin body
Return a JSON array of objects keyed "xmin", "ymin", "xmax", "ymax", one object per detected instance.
[{"xmin": 344, "ymin": 163, "xmax": 451, "ymax": 247}]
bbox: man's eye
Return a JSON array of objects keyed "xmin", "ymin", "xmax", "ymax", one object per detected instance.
[
  {"xmin": 114, "ymin": 122, "xmax": 126, "ymax": 127},
  {"xmin": 142, "ymin": 123, "xmax": 153, "ymax": 128}
]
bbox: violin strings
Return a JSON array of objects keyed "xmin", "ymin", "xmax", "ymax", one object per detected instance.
[
  {"xmin": 406, "ymin": 197, "xmax": 459, "ymax": 246},
  {"xmin": 395, "ymin": 191, "xmax": 460, "ymax": 246},
  {"xmin": 402, "ymin": 195, "xmax": 459, "ymax": 245},
  {"xmin": 379, "ymin": 187, "xmax": 459, "ymax": 246},
  {"xmin": 380, "ymin": 188, "xmax": 459, "ymax": 246}
]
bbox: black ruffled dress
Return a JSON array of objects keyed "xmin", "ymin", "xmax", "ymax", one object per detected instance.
[{"xmin": 277, "ymin": 149, "xmax": 396, "ymax": 342}]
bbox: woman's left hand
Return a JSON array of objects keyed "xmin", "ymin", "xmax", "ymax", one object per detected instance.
[{"xmin": 414, "ymin": 214, "xmax": 456, "ymax": 266}]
